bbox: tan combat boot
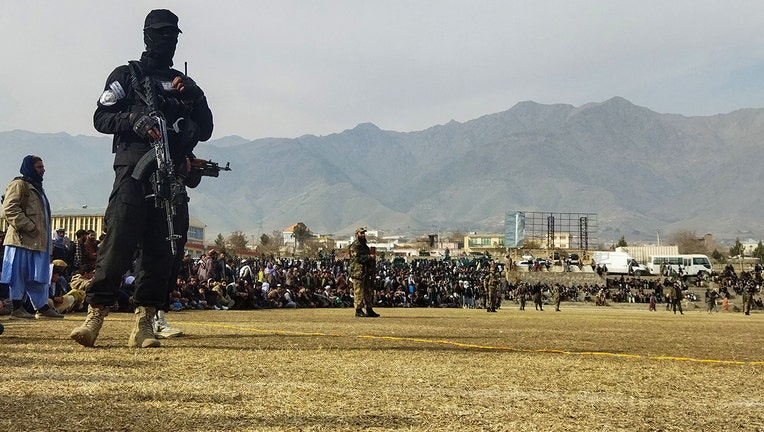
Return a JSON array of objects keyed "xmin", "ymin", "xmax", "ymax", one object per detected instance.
[
  {"xmin": 128, "ymin": 306, "xmax": 161, "ymax": 348},
  {"xmin": 70, "ymin": 304, "xmax": 110, "ymax": 347}
]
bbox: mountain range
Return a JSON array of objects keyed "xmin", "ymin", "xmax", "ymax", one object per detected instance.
[{"xmin": 1, "ymin": 96, "xmax": 762, "ymax": 245}]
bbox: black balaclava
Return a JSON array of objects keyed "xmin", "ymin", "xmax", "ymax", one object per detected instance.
[
  {"xmin": 141, "ymin": 9, "xmax": 181, "ymax": 70},
  {"xmin": 142, "ymin": 28, "xmax": 178, "ymax": 70}
]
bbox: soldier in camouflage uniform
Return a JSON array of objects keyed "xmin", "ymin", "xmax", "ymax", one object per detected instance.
[
  {"xmin": 671, "ymin": 281, "xmax": 684, "ymax": 315},
  {"xmin": 743, "ymin": 282, "xmax": 757, "ymax": 316},
  {"xmin": 349, "ymin": 227, "xmax": 379, "ymax": 318},
  {"xmin": 485, "ymin": 262, "xmax": 500, "ymax": 312},
  {"xmin": 533, "ymin": 284, "xmax": 544, "ymax": 311},
  {"xmin": 516, "ymin": 283, "xmax": 527, "ymax": 310}
]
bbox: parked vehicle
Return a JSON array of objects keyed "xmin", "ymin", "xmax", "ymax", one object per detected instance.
[
  {"xmin": 647, "ymin": 254, "xmax": 713, "ymax": 278},
  {"xmin": 459, "ymin": 253, "xmax": 492, "ymax": 268},
  {"xmin": 591, "ymin": 251, "xmax": 649, "ymax": 275},
  {"xmin": 516, "ymin": 260, "xmax": 532, "ymax": 270}
]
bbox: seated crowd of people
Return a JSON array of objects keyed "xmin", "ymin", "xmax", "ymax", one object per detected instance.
[
  {"xmin": 161, "ymin": 252, "xmax": 498, "ymax": 312},
  {"xmin": 118, "ymin": 252, "xmax": 754, "ymax": 313}
]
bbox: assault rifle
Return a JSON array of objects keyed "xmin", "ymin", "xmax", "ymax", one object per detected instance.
[
  {"xmin": 189, "ymin": 158, "xmax": 231, "ymax": 177},
  {"xmin": 132, "ymin": 116, "xmax": 233, "ymax": 256},
  {"xmin": 133, "ymin": 115, "xmax": 185, "ymax": 256}
]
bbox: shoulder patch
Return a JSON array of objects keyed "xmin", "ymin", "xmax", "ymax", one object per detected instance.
[{"xmin": 98, "ymin": 81, "xmax": 126, "ymax": 106}]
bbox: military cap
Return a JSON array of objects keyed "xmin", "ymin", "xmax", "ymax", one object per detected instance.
[{"xmin": 144, "ymin": 9, "xmax": 182, "ymax": 33}]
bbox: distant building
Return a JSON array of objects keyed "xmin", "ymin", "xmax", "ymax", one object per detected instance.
[
  {"xmin": 185, "ymin": 215, "xmax": 207, "ymax": 259},
  {"xmin": 617, "ymin": 245, "xmax": 679, "ymax": 263},
  {"xmin": 464, "ymin": 233, "xmax": 505, "ymax": 254},
  {"xmin": 549, "ymin": 232, "xmax": 571, "ymax": 249},
  {"xmin": 741, "ymin": 239, "xmax": 762, "ymax": 256},
  {"xmin": 334, "ymin": 228, "xmax": 392, "ymax": 253},
  {"xmin": 50, "ymin": 207, "xmax": 107, "ymax": 240}
]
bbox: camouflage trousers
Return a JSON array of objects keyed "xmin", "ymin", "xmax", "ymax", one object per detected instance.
[
  {"xmin": 486, "ymin": 285, "xmax": 498, "ymax": 309},
  {"xmin": 743, "ymin": 293, "xmax": 754, "ymax": 314},
  {"xmin": 353, "ymin": 277, "xmax": 374, "ymax": 310}
]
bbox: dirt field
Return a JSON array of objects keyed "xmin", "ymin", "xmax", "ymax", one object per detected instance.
[{"xmin": 1, "ymin": 303, "xmax": 763, "ymax": 431}]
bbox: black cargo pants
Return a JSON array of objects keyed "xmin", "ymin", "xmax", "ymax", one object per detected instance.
[{"xmin": 87, "ymin": 165, "xmax": 188, "ymax": 308}]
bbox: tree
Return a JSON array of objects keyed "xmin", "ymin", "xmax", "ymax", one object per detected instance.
[
  {"xmin": 214, "ymin": 233, "xmax": 225, "ymax": 250},
  {"xmin": 711, "ymin": 249, "xmax": 726, "ymax": 264},
  {"xmin": 753, "ymin": 241, "xmax": 764, "ymax": 263},
  {"xmin": 669, "ymin": 229, "xmax": 706, "ymax": 254},
  {"xmin": 300, "ymin": 237, "xmax": 322, "ymax": 258},
  {"xmin": 729, "ymin": 238, "xmax": 744, "ymax": 258},
  {"xmin": 270, "ymin": 230, "xmax": 285, "ymax": 248},
  {"xmin": 227, "ymin": 231, "xmax": 249, "ymax": 251},
  {"xmin": 616, "ymin": 236, "xmax": 628, "ymax": 248},
  {"xmin": 258, "ymin": 232, "xmax": 283, "ymax": 256},
  {"xmin": 292, "ymin": 222, "xmax": 311, "ymax": 249}
]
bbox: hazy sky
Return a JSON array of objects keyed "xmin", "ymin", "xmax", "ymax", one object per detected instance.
[{"xmin": 2, "ymin": 0, "xmax": 764, "ymax": 140}]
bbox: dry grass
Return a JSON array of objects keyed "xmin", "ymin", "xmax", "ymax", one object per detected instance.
[{"xmin": 2, "ymin": 303, "xmax": 764, "ymax": 431}]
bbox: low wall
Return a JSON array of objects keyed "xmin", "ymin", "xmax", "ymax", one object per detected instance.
[{"xmin": 509, "ymin": 268, "xmax": 605, "ymax": 286}]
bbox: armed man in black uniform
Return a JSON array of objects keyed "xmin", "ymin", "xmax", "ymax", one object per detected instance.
[{"xmin": 71, "ymin": 9, "xmax": 213, "ymax": 348}]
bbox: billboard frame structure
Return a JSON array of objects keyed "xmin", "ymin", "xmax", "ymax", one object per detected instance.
[{"xmin": 506, "ymin": 211, "xmax": 598, "ymax": 256}]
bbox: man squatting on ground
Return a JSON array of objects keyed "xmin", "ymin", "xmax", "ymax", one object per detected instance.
[{"xmin": 70, "ymin": 9, "xmax": 213, "ymax": 348}]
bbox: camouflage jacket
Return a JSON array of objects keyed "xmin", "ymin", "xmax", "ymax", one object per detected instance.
[{"xmin": 349, "ymin": 240, "xmax": 375, "ymax": 279}]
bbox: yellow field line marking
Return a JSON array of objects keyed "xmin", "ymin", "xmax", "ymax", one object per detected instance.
[{"xmin": 183, "ymin": 322, "xmax": 764, "ymax": 366}]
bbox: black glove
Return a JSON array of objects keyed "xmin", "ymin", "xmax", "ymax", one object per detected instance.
[
  {"xmin": 179, "ymin": 76, "xmax": 204, "ymax": 99},
  {"xmin": 130, "ymin": 113, "xmax": 159, "ymax": 139}
]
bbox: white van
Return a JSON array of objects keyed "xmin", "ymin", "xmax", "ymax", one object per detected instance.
[
  {"xmin": 592, "ymin": 251, "xmax": 650, "ymax": 276},
  {"xmin": 647, "ymin": 254, "xmax": 713, "ymax": 278}
]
